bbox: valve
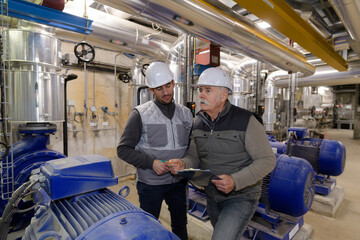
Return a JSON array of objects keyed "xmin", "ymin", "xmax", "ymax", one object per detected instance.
[{"xmin": 74, "ymin": 42, "xmax": 95, "ymax": 63}]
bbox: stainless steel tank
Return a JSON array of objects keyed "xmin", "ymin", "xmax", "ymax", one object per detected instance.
[
  {"xmin": 4, "ymin": 26, "xmax": 64, "ymax": 122},
  {"xmin": 10, "ymin": 70, "xmax": 64, "ymax": 122}
]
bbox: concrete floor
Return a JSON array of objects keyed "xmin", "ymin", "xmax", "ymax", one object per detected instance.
[
  {"xmin": 303, "ymin": 129, "xmax": 360, "ymax": 240},
  {"xmin": 110, "ymin": 128, "xmax": 360, "ymax": 240}
]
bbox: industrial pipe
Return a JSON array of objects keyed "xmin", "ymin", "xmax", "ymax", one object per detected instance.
[
  {"xmin": 274, "ymin": 61, "xmax": 360, "ymax": 87},
  {"xmin": 96, "ymin": 0, "xmax": 315, "ymax": 76}
]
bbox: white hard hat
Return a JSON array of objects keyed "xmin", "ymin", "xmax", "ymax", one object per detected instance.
[
  {"xmin": 145, "ymin": 62, "xmax": 174, "ymax": 88},
  {"xmin": 195, "ymin": 67, "xmax": 233, "ymax": 92}
]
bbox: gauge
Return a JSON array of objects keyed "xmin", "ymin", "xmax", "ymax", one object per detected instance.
[{"xmin": 90, "ymin": 105, "xmax": 97, "ymax": 112}]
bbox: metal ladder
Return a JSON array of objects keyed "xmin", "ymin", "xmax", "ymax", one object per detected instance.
[{"xmin": 0, "ymin": 0, "xmax": 14, "ymax": 201}]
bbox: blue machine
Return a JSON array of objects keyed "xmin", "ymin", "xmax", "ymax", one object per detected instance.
[
  {"xmin": 0, "ymin": 123, "xmax": 66, "ymax": 229},
  {"xmin": 269, "ymin": 127, "xmax": 346, "ymax": 195},
  {"xmin": 21, "ymin": 155, "xmax": 180, "ymax": 240},
  {"xmin": 188, "ymin": 154, "xmax": 315, "ymax": 240}
]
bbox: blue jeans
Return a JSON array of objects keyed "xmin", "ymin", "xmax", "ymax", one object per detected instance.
[
  {"xmin": 207, "ymin": 197, "xmax": 259, "ymax": 240},
  {"xmin": 137, "ymin": 180, "xmax": 188, "ymax": 240}
]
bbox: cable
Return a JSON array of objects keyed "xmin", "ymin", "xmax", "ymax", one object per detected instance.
[
  {"xmin": 0, "ymin": 181, "xmax": 32, "ymax": 240},
  {"xmin": 14, "ymin": 190, "xmax": 42, "ymax": 213}
]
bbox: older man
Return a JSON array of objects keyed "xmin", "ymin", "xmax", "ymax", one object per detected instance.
[
  {"xmin": 169, "ymin": 67, "xmax": 276, "ymax": 240},
  {"xmin": 118, "ymin": 62, "xmax": 193, "ymax": 240}
]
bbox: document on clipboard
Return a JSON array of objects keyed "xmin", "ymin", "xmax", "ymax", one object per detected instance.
[{"xmin": 177, "ymin": 169, "xmax": 221, "ymax": 186}]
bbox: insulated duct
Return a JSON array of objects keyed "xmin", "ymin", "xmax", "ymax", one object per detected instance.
[
  {"xmin": 330, "ymin": 0, "xmax": 360, "ymax": 57},
  {"xmin": 167, "ymin": 34, "xmax": 187, "ymax": 104},
  {"xmin": 232, "ymin": 59, "xmax": 257, "ymax": 84},
  {"xmin": 230, "ymin": 59, "xmax": 256, "ymax": 108},
  {"xmin": 131, "ymin": 35, "xmax": 187, "ymax": 107},
  {"xmin": 330, "ymin": 0, "xmax": 360, "ymax": 41},
  {"xmin": 263, "ymin": 70, "xmax": 289, "ymax": 131},
  {"xmin": 274, "ymin": 62, "xmax": 360, "ymax": 87},
  {"xmin": 96, "ymin": 0, "xmax": 316, "ymax": 76},
  {"xmin": 59, "ymin": 3, "xmax": 176, "ymax": 60},
  {"xmin": 220, "ymin": 51, "xmax": 247, "ymax": 71}
]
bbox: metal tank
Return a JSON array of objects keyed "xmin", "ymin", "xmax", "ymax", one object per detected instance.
[{"xmin": 4, "ymin": 22, "xmax": 64, "ymax": 122}]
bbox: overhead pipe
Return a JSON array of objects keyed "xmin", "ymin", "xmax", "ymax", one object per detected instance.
[
  {"xmin": 330, "ymin": 0, "xmax": 360, "ymax": 41},
  {"xmin": 96, "ymin": 0, "xmax": 316, "ymax": 76},
  {"xmin": 59, "ymin": 4, "xmax": 177, "ymax": 61},
  {"xmin": 274, "ymin": 62, "xmax": 360, "ymax": 87},
  {"xmin": 330, "ymin": 0, "xmax": 360, "ymax": 58},
  {"xmin": 283, "ymin": 1, "xmax": 333, "ymax": 39}
]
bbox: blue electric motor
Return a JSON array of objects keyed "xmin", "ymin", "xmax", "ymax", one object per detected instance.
[
  {"xmin": 264, "ymin": 154, "xmax": 315, "ymax": 217},
  {"xmin": 0, "ymin": 123, "xmax": 66, "ymax": 226},
  {"xmin": 260, "ymin": 154, "xmax": 315, "ymax": 217},
  {"xmin": 22, "ymin": 155, "xmax": 180, "ymax": 240},
  {"xmin": 269, "ymin": 127, "xmax": 346, "ymax": 176}
]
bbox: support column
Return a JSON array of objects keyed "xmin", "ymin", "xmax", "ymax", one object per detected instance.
[{"xmin": 353, "ymin": 84, "xmax": 360, "ymax": 139}]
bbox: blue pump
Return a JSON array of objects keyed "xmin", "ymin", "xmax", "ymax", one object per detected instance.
[
  {"xmin": 268, "ymin": 127, "xmax": 346, "ymax": 195},
  {"xmin": 0, "ymin": 123, "xmax": 66, "ymax": 229},
  {"xmin": 269, "ymin": 127, "xmax": 346, "ymax": 176},
  {"xmin": 22, "ymin": 155, "xmax": 180, "ymax": 240}
]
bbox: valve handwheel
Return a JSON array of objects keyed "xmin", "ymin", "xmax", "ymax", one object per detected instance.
[{"xmin": 74, "ymin": 42, "xmax": 95, "ymax": 63}]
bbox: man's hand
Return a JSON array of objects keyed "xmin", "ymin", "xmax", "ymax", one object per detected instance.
[
  {"xmin": 153, "ymin": 160, "xmax": 170, "ymax": 175},
  {"xmin": 167, "ymin": 159, "xmax": 186, "ymax": 175},
  {"xmin": 211, "ymin": 175, "xmax": 236, "ymax": 194}
]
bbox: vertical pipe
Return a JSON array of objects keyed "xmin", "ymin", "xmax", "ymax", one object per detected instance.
[
  {"xmin": 62, "ymin": 73, "xmax": 78, "ymax": 156},
  {"xmin": 63, "ymin": 78, "xmax": 68, "ymax": 156},
  {"xmin": 353, "ymin": 84, "xmax": 360, "ymax": 139},
  {"xmin": 92, "ymin": 71, "xmax": 96, "ymax": 107},
  {"xmin": 289, "ymin": 73, "xmax": 296, "ymax": 128},
  {"xmin": 184, "ymin": 35, "xmax": 192, "ymax": 106},
  {"xmin": 255, "ymin": 61, "xmax": 261, "ymax": 114},
  {"xmin": 83, "ymin": 62, "xmax": 87, "ymax": 144},
  {"xmin": 114, "ymin": 53, "xmax": 121, "ymax": 144}
]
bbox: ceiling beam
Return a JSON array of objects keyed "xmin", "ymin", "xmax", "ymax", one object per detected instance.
[{"xmin": 233, "ymin": 0, "xmax": 348, "ymax": 71}]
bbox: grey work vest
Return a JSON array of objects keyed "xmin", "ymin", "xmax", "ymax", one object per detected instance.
[
  {"xmin": 135, "ymin": 100, "xmax": 193, "ymax": 185},
  {"xmin": 192, "ymin": 104, "xmax": 262, "ymax": 202}
]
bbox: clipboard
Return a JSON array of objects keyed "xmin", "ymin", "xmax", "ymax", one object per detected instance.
[{"xmin": 177, "ymin": 169, "xmax": 221, "ymax": 186}]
